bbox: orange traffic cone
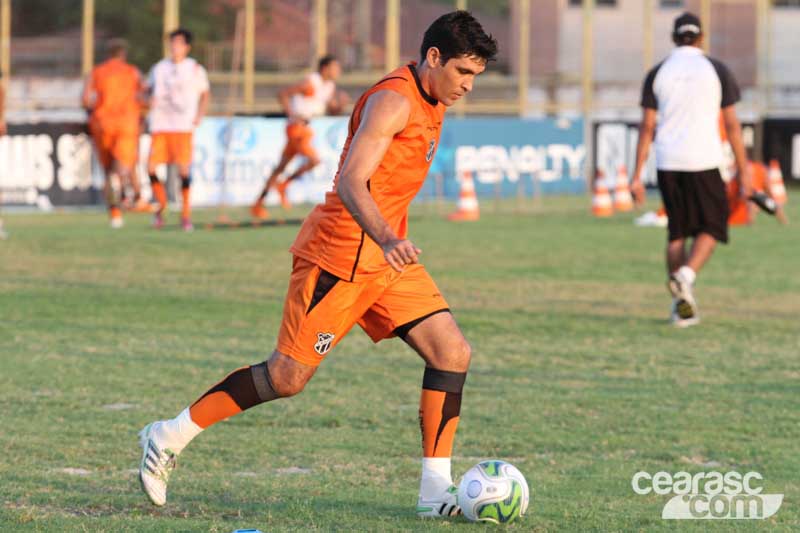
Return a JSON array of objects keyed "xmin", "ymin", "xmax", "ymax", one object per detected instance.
[
  {"xmin": 613, "ymin": 165, "xmax": 634, "ymax": 212},
  {"xmin": 592, "ymin": 170, "xmax": 613, "ymax": 217},
  {"xmin": 448, "ymin": 171, "xmax": 480, "ymax": 221},
  {"xmin": 767, "ymin": 159, "xmax": 788, "ymax": 206}
]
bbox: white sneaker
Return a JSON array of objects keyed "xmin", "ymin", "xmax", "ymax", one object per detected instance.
[
  {"xmin": 110, "ymin": 217, "xmax": 124, "ymax": 229},
  {"xmin": 138, "ymin": 422, "xmax": 178, "ymax": 506},
  {"xmin": 670, "ymin": 299, "xmax": 700, "ymax": 328},
  {"xmin": 634, "ymin": 211, "xmax": 668, "ymax": 228},
  {"xmin": 668, "ymin": 273, "xmax": 698, "ymax": 321},
  {"xmin": 416, "ymin": 484, "xmax": 461, "ymax": 518}
]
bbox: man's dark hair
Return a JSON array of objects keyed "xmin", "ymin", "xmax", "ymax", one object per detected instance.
[
  {"xmin": 107, "ymin": 38, "xmax": 128, "ymax": 58},
  {"xmin": 673, "ymin": 32, "xmax": 701, "ymax": 47},
  {"xmin": 169, "ymin": 28, "xmax": 193, "ymax": 45},
  {"xmin": 318, "ymin": 54, "xmax": 338, "ymax": 71},
  {"xmin": 419, "ymin": 11, "xmax": 498, "ymax": 64}
]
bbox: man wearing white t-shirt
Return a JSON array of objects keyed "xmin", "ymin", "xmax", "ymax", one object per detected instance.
[
  {"xmin": 632, "ymin": 12, "xmax": 750, "ymax": 327},
  {"xmin": 146, "ymin": 28, "xmax": 210, "ymax": 231},
  {"xmin": 250, "ymin": 55, "xmax": 346, "ymax": 219}
]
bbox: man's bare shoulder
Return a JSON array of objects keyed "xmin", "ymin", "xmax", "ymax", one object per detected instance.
[{"xmin": 360, "ymin": 89, "xmax": 411, "ymax": 135}]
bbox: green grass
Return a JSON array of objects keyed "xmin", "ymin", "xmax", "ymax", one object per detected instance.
[{"xmin": 1, "ymin": 197, "xmax": 798, "ymax": 532}]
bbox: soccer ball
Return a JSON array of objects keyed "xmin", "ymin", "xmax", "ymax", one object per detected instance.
[{"xmin": 457, "ymin": 460, "xmax": 529, "ymax": 524}]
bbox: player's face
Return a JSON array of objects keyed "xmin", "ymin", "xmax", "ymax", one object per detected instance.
[
  {"xmin": 170, "ymin": 36, "xmax": 190, "ymax": 61},
  {"xmin": 322, "ymin": 61, "xmax": 341, "ymax": 82},
  {"xmin": 430, "ymin": 54, "xmax": 486, "ymax": 107}
]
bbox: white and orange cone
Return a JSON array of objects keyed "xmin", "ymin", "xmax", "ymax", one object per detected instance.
[
  {"xmin": 448, "ymin": 170, "xmax": 480, "ymax": 222},
  {"xmin": 592, "ymin": 170, "xmax": 614, "ymax": 217},
  {"xmin": 613, "ymin": 165, "xmax": 634, "ymax": 212},
  {"xmin": 767, "ymin": 159, "xmax": 788, "ymax": 206}
]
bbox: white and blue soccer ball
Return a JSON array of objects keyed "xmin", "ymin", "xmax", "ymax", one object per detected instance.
[{"xmin": 457, "ymin": 460, "xmax": 530, "ymax": 524}]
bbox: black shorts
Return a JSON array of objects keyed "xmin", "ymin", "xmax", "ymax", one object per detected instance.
[{"xmin": 657, "ymin": 168, "xmax": 729, "ymax": 244}]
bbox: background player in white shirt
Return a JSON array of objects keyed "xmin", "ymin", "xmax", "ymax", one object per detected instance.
[
  {"xmin": 631, "ymin": 13, "xmax": 750, "ymax": 327},
  {"xmin": 146, "ymin": 28, "xmax": 210, "ymax": 231},
  {"xmin": 251, "ymin": 55, "xmax": 347, "ymax": 219}
]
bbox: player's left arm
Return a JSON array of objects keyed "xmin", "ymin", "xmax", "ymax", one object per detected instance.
[
  {"xmin": 194, "ymin": 66, "xmax": 210, "ymax": 126},
  {"xmin": 195, "ymin": 90, "xmax": 209, "ymax": 126},
  {"xmin": 327, "ymin": 89, "xmax": 350, "ymax": 115},
  {"xmin": 722, "ymin": 105, "xmax": 750, "ymax": 198}
]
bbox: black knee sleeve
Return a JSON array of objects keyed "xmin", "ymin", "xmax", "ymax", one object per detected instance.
[
  {"xmin": 193, "ymin": 363, "xmax": 278, "ymax": 411},
  {"xmin": 250, "ymin": 362, "xmax": 279, "ymax": 401},
  {"xmin": 181, "ymin": 176, "xmax": 191, "ymax": 190},
  {"xmin": 422, "ymin": 367, "xmax": 467, "ymax": 393},
  {"xmin": 148, "ymin": 173, "xmax": 159, "ymax": 185}
]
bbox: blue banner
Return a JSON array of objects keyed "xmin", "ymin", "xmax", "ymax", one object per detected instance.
[{"xmin": 428, "ymin": 117, "xmax": 586, "ymax": 198}]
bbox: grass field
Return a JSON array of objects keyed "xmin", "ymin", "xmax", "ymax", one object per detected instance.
[{"xmin": 1, "ymin": 196, "xmax": 798, "ymax": 532}]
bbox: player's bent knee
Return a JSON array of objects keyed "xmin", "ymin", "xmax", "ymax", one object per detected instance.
[
  {"xmin": 454, "ymin": 338, "xmax": 472, "ymax": 370},
  {"xmin": 267, "ymin": 351, "xmax": 316, "ymax": 397}
]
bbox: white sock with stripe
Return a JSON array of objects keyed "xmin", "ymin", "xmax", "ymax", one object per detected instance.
[
  {"xmin": 419, "ymin": 457, "xmax": 453, "ymax": 500},
  {"xmin": 151, "ymin": 408, "xmax": 202, "ymax": 454}
]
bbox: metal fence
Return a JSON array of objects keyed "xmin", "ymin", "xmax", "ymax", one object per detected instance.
[{"xmin": 2, "ymin": 0, "xmax": 800, "ymax": 117}]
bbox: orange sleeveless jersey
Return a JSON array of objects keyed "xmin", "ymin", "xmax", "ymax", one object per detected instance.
[
  {"xmin": 290, "ymin": 63, "xmax": 445, "ymax": 281},
  {"xmin": 89, "ymin": 58, "xmax": 141, "ymax": 132}
]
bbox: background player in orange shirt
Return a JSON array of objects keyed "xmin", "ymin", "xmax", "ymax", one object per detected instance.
[
  {"xmin": 82, "ymin": 39, "xmax": 144, "ymax": 228},
  {"xmin": 146, "ymin": 29, "xmax": 209, "ymax": 231},
  {"xmin": 251, "ymin": 55, "xmax": 347, "ymax": 219},
  {"xmin": 138, "ymin": 11, "xmax": 497, "ymax": 518}
]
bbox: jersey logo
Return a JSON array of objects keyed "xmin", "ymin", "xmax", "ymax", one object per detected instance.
[
  {"xmin": 314, "ymin": 332, "xmax": 335, "ymax": 355},
  {"xmin": 425, "ymin": 139, "xmax": 436, "ymax": 162}
]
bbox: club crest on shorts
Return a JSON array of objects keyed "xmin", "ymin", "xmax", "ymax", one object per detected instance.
[
  {"xmin": 314, "ymin": 332, "xmax": 335, "ymax": 355},
  {"xmin": 425, "ymin": 139, "xmax": 436, "ymax": 162}
]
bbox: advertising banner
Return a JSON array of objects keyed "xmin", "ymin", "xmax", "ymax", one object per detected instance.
[
  {"xmin": 762, "ymin": 118, "xmax": 800, "ymax": 182},
  {"xmin": 1, "ymin": 116, "xmax": 586, "ymax": 208}
]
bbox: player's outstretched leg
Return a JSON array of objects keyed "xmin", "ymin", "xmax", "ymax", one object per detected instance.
[
  {"xmin": 148, "ymin": 172, "xmax": 168, "ymax": 229},
  {"xmin": 138, "ymin": 352, "xmax": 314, "ymax": 506},
  {"xmin": 278, "ymin": 155, "xmax": 320, "ymax": 210},
  {"xmin": 251, "ymin": 153, "xmax": 292, "ymax": 219}
]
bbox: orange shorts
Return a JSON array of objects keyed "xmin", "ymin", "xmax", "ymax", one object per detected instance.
[
  {"xmin": 276, "ymin": 257, "xmax": 449, "ymax": 367},
  {"xmin": 149, "ymin": 132, "xmax": 193, "ymax": 167},
  {"xmin": 91, "ymin": 126, "xmax": 138, "ymax": 170},
  {"xmin": 282, "ymin": 122, "xmax": 317, "ymax": 161}
]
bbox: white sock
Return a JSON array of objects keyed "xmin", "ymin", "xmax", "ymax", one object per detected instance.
[
  {"xmin": 152, "ymin": 407, "xmax": 203, "ymax": 455},
  {"xmin": 677, "ymin": 265, "xmax": 696, "ymax": 285},
  {"xmin": 419, "ymin": 457, "xmax": 453, "ymax": 500}
]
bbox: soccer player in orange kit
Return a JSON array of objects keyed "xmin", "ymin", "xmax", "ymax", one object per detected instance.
[
  {"xmin": 83, "ymin": 39, "xmax": 144, "ymax": 228},
  {"xmin": 139, "ymin": 12, "xmax": 497, "ymax": 518}
]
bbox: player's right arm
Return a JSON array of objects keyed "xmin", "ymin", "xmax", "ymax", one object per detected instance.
[
  {"xmin": 336, "ymin": 90, "xmax": 419, "ymax": 272},
  {"xmin": 631, "ymin": 107, "xmax": 656, "ymax": 205},
  {"xmin": 278, "ymin": 79, "xmax": 312, "ymax": 117},
  {"xmin": 722, "ymin": 105, "xmax": 751, "ymax": 198},
  {"xmin": 81, "ymin": 69, "xmax": 96, "ymax": 113}
]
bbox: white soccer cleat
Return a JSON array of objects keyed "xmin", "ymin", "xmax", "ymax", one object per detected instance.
[
  {"xmin": 110, "ymin": 217, "xmax": 124, "ymax": 229},
  {"xmin": 416, "ymin": 485, "xmax": 461, "ymax": 518},
  {"xmin": 138, "ymin": 422, "xmax": 178, "ymax": 506},
  {"xmin": 670, "ymin": 299, "xmax": 700, "ymax": 328},
  {"xmin": 668, "ymin": 272, "xmax": 698, "ymax": 321}
]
